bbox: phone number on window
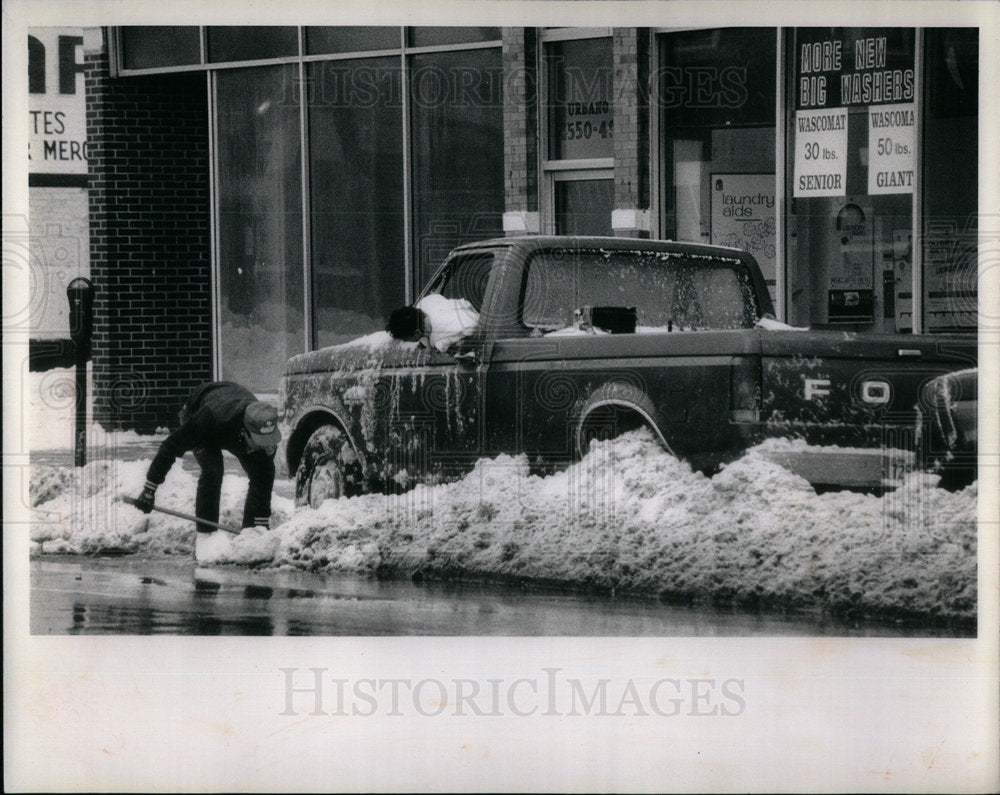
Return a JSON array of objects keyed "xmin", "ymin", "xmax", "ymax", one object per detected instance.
[{"xmin": 560, "ymin": 119, "xmax": 614, "ymax": 141}]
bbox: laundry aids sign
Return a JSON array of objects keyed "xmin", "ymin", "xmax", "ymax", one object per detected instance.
[
  {"xmin": 711, "ymin": 174, "xmax": 776, "ymax": 286},
  {"xmin": 793, "ymin": 28, "xmax": 915, "ymax": 197}
]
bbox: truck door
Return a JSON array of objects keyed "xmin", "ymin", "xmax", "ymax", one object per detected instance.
[{"xmin": 383, "ymin": 251, "xmax": 496, "ymax": 484}]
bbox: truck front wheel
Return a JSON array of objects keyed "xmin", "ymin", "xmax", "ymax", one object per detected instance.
[{"xmin": 294, "ymin": 425, "xmax": 365, "ymax": 508}]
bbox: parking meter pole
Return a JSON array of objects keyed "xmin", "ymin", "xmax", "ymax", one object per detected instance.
[
  {"xmin": 74, "ymin": 346, "xmax": 87, "ymax": 467},
  {"xmin": 67, "ymin": 278, "xmax": 94, "ymax": 468}
]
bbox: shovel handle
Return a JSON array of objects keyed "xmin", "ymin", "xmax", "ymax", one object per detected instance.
[{"xmin": 120, "ymin": 496, "xmax": 240, "ymax": 535}]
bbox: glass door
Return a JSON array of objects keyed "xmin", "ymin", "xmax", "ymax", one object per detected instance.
[
  {"xmin": 784, "ymin": 28, "xmax": 916, "ymax": 332},
  {"xmin": 657, "ymin": 28, "xmax": 778, "ymax": 303},
  {"xmin": 541, "ymin": 31, "xmax": 614, "ymax": 236},
  {"xmin": 552, "ymin": 170, "xmax": 614, "ymax": 235}
]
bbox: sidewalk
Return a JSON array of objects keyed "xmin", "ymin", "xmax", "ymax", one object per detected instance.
[{"xmin": 30, "ymin": 438, "xmax": 296, "ymax": 499}]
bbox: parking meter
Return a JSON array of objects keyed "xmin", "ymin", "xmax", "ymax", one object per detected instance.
[
  {"xmin": 68, "ymin": 277, "xmax": 94, "ymax": 352},
  {"xmin": 67, "ymin": 278, "xmax": 93, "ymax": 467}
]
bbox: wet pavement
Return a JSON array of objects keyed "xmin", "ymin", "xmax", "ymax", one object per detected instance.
[{"xmin": 30, "ymin": 554, "xmax": 959, "ymax": 637}]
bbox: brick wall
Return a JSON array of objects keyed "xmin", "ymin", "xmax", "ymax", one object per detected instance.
[
  {"xmin": 86, "ymin": 31, "xmax": 212, "ymax": 432},
  {"xmin": 502, "ymin": 28, "xmax": 539, "ymax": 226},
  {"xmin": 613, "ymin": 29, "xmax": 651, "ymax": 237}
]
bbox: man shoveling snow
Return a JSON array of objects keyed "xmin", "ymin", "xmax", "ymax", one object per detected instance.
[{"xmin": 132, "ymin": 381, "xmax": 281, "ymax": 564}]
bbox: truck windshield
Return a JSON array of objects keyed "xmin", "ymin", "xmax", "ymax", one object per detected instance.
[
  {"xmin": 522, "ymin": 249, "xmax": 757, "ymax": 332},
  {"xmin": 427, "ymin": 252, "xmax": 495, "ymax": 313}
]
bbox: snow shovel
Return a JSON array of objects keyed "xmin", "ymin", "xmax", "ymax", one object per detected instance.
[{"xmin": 120, "ymin": 496, "xmax": 240, "ymax": 535}]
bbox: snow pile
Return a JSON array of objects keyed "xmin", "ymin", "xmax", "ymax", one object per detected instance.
[
  {"xmin": 28, "ymin": 429, "xmax": 977, "ymax": 623},
  {"xmin": 30, "ymin": 466, "xmax": 77, "ymax": 507},
  {"xmin": 28, "ymin": 458, "xmax": 294, "ymax": 558},
  {"xmin": 414, "ymin": 294, "xmax": 479, "ymax": 351}
]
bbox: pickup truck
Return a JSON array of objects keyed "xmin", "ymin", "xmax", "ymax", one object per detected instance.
[{"xmin": 276, "ymin": 236, "xmax": 977, "ymax": 506}]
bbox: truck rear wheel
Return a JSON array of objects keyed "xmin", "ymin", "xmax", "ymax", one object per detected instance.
[
  {"xmin": 917, "ymin": 370, "xmax": 977, "ymax": 491},
  {"xmin": 917, "ymin": 414, "xmax": 976, "ymax": 491},
  {"xmin": 295, "ymin": 425, "xmax": 365, "ymax": 508},
  {"xmin": 576, "ymin": 403, "xmax": 665, "ymax": 459}
]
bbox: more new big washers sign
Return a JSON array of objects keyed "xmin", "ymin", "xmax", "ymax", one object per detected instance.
[{"xmin": 793, "ymin": 28, "xmax": 915, "ymax": 198}]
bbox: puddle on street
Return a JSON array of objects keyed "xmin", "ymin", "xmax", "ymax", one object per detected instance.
[{"xmin": 30, "ymin": 555, "xmax": 966, "ymax": 637}]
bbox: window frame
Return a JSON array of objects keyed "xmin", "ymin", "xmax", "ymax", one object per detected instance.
[
  {"xmin": 111, "ymin": 26, "xmax": 502, "ymax": 75},
  {"xmin": 110, "ymin": 27, "xmax": 502, "ymax": 383}
]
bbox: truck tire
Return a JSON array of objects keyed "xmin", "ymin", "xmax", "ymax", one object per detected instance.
[
  {"xmin": 917, "ymin": 420, "xmax": 972, "ymax": 491},
  {"xmin": 916, "ymin": 370, "xmax": 977, "ymax": 491},
  {"xmin": 294, "ymin": 425, "xmax": 365, "ymax": 508}
]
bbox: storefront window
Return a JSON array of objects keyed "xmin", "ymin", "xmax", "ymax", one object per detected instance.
[
  {"xmin": 305, "ymin": 27, "xmax": 400, "ymax": 55},
  {"xmin": 216, "ymin": 65, "xmax": 304, "ymax": 392},
  {"xmin": 785, "ymin": 28, "xmax": 916, "ymax": 331},
  {"xmin": 207, "ymin": 27, "xmax": 298, "ymax": 63},
  {"xmin": 546, "ymin": 37, "xmax": 614, "ymax": 161},
  {"xmin": 921, "ymin": 28, "xmax": 978, "ymax": 332},
  {"xmin": 659, "ymin": 29, "xmax": 777, "ymax": 300},
  {"xmin": 308, "ymin": 58, "xmax": 405, "ymax": 348},
  {"xmin": 410, "ymin": 47, "xmax": 504, "ymax": 290},
  {"xmin": 407, "ymin": 27, "xmax": 501, "ymax": 48},
  {"xmin": 120, "ymin": 27, "xmax": 201, "ymax": 70}
]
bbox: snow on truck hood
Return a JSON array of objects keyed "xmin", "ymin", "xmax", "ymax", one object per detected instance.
[{"xmin": 286, "ymin": 294, "xmax": 480, "ymax": 373}]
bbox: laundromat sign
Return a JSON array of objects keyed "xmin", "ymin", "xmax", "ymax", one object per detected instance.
[
  {"xmin": 867, "ymin": 103, "xmax": 915, "ymax": 194},
  {"xmin": 793, "ymin": 28, "xmax": 916, "ymax": 197},
  {"xmin": 28, "ymin": 27, "xmax": 89, "ymax": 175}
]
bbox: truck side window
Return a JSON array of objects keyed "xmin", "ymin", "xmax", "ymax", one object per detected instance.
[{"xmin": 522, "ymin": 249, "xmax": 756, "ymax": 332}]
